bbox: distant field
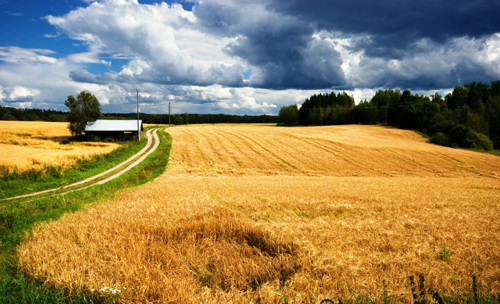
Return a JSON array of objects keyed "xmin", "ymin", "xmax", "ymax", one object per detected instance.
[
  {"xmin": 18, "ymin": 125, "xmax": 500, "ymax": 303},
  {"xmin": 0, "ymin": 121, "xmax": 118, "ymax": 172}
]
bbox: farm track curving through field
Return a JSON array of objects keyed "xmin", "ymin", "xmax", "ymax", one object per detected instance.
[{"xmin": 1, "ymin": 128, "xmax": 161, "ymax": 202}]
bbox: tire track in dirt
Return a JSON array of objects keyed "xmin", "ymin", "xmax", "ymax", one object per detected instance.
[
  {"xmin": 191, "ymin": 128, "xmax": 217, "ymax": 167},
  {"xmin": 246, "ymin": 129, "xmax": 350, "ymax": 175},
  {"xmin": 267, "ymin": 131, "xmax": 341, "ymax": 174},
  {"xmin": 225, "ymin": 129, "xmax": 296, "ymax": 173},
  {"xmin": 205, "ymin": 128, "xmax": 244, "ymax": 170},
  {"xmin": 297, "ymin": 133, "xmax": 438, "ymax": 176},
  {"xmin": 295, "ymin": 135, "xmax": 382, "ymax": 175},
  {"xmin": 213, "ymin": 128, "xmax": 279, "ymax": 173},
  {"xmin": 68, "ymin": 129, "xmax": 160, "ymax": 191},
  {"xmin": 209, "ymin": 128, "xmax": 248, "ymax": 170},
  {"xmin": 168, "ymin": 128, "xmax": 210, "ymax": 174},
  {"xmin": 222, "ymin": 128, "xmax": 304, "ymax": 174}
]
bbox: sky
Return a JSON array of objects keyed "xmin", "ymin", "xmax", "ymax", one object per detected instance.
[{"xmin": 0, "ymin": 0, "xmax": 499, "ymax": 115}]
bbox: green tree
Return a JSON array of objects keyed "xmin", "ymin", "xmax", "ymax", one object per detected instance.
[
  {"xmin": 173, "ymin": 115, "xmax": 185, "ymax": 125},
  {"xmin": 65, "ymin": 91, "xmax": 102, "ymax": 137},
  {"xmin": 371, "ymin": 88, "xmax": 401, "ymax": 125},
  {"xmin": 278, "ymin": 104, "xmax": 299, "ymax": 126},
  {"xmin": 486, "ymin": 95, "xmax": 500, "ymax": 148},
  {"xmin": 182, "ymin": 113, "xmax": 190, "ymax": 124}
]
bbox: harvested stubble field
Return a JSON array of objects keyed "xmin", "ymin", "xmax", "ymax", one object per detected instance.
[
  {"xmin": 0, "ymin": 121, "xmax": 118, "ymax": 172},
  {"xmin": 17, "ymin": 125, "xmax": 500, "ymax": 303}
]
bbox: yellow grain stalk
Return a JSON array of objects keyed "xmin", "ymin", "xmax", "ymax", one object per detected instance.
[
  {"xmin": 0, "ymin": 121, "xmax": 118, "ymax": 172},
  {"xmin": 18, "ymin": 125, "xmax": 500, "ymax": 303}
]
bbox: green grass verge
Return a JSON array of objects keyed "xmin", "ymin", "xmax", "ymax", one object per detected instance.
[
  {"xmin": 411, "ymin": 129, "xmax": 431, "ymax": 140},
  {"xmin": 0, "ymin": 128, "xmax": 171, "ymax": 304},
  {"xmin": 0, "ymin": 132, "xmax": 151, "ymax": 200}
]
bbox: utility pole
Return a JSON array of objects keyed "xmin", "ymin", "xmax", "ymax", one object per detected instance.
[
  {"xmin": 137, "ymin": 89, "xmax": 140, "ymax": 140},
  {"xmin": 168, "ymin": 102, "xmax": 171, "ymax": 127}
]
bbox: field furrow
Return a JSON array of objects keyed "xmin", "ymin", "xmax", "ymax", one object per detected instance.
[
  {"xmin": 213, "ymin": 128, "xmax": 275, "ymax": 174},
  {"xmin": 17, "ymin": 124, "xmax": 500, "ymax": 303}
]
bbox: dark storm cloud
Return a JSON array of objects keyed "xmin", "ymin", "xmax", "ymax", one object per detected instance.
[
  {"xmin": 194, "ymin": 1, "xmax": 345, "ymax": 90},
  {"xmin": 69, "ymin": 70, "xmax": 107, "ymax": 84},
  {"xmin": 352, "ymin": 33, "xmax": 500, "ymax": 90},
  {"xmin": 3, "ymin": 95, "xmax": 34, "ymax": 103},
  {"xmin": 192, "ymin": 0, "xmax": 499, "ymax": 92},
  {"xmin": 223, "ymin": 24, "xmax": 345, "ymax": 89},
  {"xmin": 270, "ymin": 0, "xmax": 500, "ymax": 58}
]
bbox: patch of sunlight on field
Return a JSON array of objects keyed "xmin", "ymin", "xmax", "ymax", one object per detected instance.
[
  {"xmin": 18, "ymin": 125, "xmax": 500, "ymax": 303},
  {"xmin": 0, "ymin": 121, "xmax": 118, "ymax": 172}
]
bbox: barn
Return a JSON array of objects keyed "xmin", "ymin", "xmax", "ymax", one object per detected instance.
[{"xmin": 84, "ymin": 119, "xmax": 143, "ymax": 141}]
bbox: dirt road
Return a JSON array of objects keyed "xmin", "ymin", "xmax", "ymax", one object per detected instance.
[{"xmin": 1, "ymin": 128, "xmax": 161, "ymax": 201}]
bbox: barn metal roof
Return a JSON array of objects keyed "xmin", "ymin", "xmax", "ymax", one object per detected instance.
[{"xmin": 85, "ymin": 120, "xmax": 143, "ymax": 132}]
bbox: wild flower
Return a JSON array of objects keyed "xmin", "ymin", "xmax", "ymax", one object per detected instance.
[{"xmin": 98, "ymin": 286, "xmax": 122, "ymax": 295}]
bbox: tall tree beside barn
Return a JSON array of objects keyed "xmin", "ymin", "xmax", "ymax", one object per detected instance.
[{"xmin": 65, "ymin": 91, "xmax": 102, "ymax": 137}]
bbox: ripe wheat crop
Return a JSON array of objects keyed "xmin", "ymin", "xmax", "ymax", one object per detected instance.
[
  {"xmin": 0, "ymin": 121, "xmax": 118, "ymax": 173},
  {"xmin": 18, "ymin": 125, "xmax": 500, "ymax": 303}
]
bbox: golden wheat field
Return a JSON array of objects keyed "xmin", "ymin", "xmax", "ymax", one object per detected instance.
[
  {"xmin": 0, "ymin": 121, "xmax": 118, "ymax": 172},
  {"xmin": 17, "ymin": 124, "xmax": 500, "ymax": 303}
]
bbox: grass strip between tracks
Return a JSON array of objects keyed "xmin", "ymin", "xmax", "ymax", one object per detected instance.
[{"xmin": 0, "ymin": 128, "xmax": 171, "ymax": 304}]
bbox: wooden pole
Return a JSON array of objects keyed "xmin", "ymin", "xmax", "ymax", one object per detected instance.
[{"xmin": 137, "ymin": 89, "xmax": 140, "ymax": 140}]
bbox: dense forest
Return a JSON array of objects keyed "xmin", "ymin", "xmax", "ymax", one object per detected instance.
[
  {"xmin": 279, "ymin": 81, "xmax": 500, "ymax": 150},
  {"xmin": 0, "ymin": 107, "xmax": 277, "ymax": 125}
]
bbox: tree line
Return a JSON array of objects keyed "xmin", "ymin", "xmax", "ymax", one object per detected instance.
[
  {"xmin": 104, "ymin": 112, "xmax": 277, "ymax": 125},
  {"xmin": 278, "ymin": 81, "xmax": 500, "ymax": 150},
  {"xmin": 0, "ymin": 107, "xmax": 68, "ymax": 122},
  {"xmin": 0, "ymin": 105, "xmax": 277, "ymax": 126}
]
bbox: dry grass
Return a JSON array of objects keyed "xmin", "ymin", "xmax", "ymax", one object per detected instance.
[
  {"xmin": 0, "ymin": 121, "xmax": 118, "ymax": 172},
  {"xmin": 17, "ymin": 125, "xmax": 500, "ymax": 303}
]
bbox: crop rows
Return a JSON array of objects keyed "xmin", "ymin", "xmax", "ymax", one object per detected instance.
[{"xmin": 17, "ymin": 124, "xmax": 500, "ymax": 303}]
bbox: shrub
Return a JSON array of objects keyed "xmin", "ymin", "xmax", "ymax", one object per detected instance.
[
  {"xmin": 465, "ymin": 131, "xmax": 494, "ymax": 151},
  {"xmin": 430, "ymin": 132, "xmax": 451, "ymax": 146},
  {"xmin": 448, "ymin": 125, "xmax": 493, "ymax": 150},
  {"xmin": 492, "ymin": 135, "xmax": 500, "ymax": 150},
  {"xmin": 449, "ymin": 125, "xmax": 471, "ymax": 147},
  {"xmin": 278, "ymin": 105, "xmax": 299, "ymax": 126},
  {"xmin": 104, "ymin": 137, "xmax": 118, "ymax": 143}
]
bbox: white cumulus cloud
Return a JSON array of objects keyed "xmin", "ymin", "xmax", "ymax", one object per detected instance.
[{"xmin": 47, "ymin": 0, "xmax": 245, "ymax": 87}]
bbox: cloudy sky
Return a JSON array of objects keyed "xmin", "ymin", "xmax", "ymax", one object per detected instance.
[{"xmin": 0, "ymin": 0, "xmax": 499, "ymax": 115}]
